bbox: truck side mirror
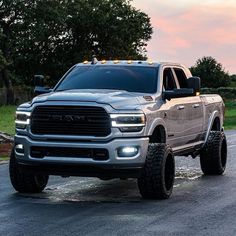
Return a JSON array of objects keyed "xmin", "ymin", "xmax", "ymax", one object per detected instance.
[
  {"xmin": 34, "ymin": 75, "xmax": 44, "ymax": 87},
  {"xmin": 163, "ymin": 88, "xmax": 194, "ymax": 100},
  {"xmin": 34, "ymin": 75, "xmax": 51, "ymax": 95},
  {"xmin": 188, "ymin": 77, "xmax": 201, "ymax": 95}
]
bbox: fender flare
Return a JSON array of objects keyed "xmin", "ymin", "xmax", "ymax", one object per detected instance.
[
  {"xmin": 204, "ymin": 110, "xmax": 221, "ymax": 145},
  {"xmin": 147, "ymin": 118, "xmax": 168, "ymax": 138}
]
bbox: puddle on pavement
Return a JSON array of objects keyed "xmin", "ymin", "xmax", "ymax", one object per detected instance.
[
  {"xmin": 175, "ymin": 167, "xmax": 202, "ymax": 181},
  {"xmin": 19, "ymin": 167, "xmax": 203, "ymax": 203}
]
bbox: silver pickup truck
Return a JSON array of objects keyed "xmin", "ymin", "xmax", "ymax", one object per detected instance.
[{"xmin": 10, "ymin": 60, "xmax": 227, "ymax": 199}]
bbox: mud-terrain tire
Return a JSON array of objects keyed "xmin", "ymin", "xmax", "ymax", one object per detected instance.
[
  {"xmin": 138, "ymin": 143, "xmax": 175, "ymax": 199},
  {"xmin": 200, "ymin": 131, "xmax": 227, "ymax": 175},
  {"xmin": 9, "ymin": 149, "xmax": 49, "ymax": 193}
]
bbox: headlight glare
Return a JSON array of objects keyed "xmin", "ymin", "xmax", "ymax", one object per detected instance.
[
  {"xmin": 110, "ymin": 114, "xmax": 146, "ymax": 132},
  {"xmin": 15, "ymin": 111, "xmax": 31, "ymax": 129}
]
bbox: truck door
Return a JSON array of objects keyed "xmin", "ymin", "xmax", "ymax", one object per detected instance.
[
  {"xmin": 161, "ymin": 67, "xmax": 189, "ymax": 148},
  {"xmin": 173, "ymin": 67, "xmax": 204, "ymax": 144}
]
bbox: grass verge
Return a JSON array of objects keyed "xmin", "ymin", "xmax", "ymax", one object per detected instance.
[
  {"xmin": 0, "ymin": 157, "xmax": 9, "ymax": 161},
  {"xmin": 224, "ymin": 100, "xmax": 236, "ymax": 130},
  {"xmin": 0, "ymin": 106, "xmax": 16, "ymax": 136}
]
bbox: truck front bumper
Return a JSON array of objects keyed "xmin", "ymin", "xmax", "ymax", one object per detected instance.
[{"xmin": 14, "ymin": 135, "xmax": 149, "ymax": 178}]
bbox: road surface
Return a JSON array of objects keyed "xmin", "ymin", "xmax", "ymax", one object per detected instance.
[{"xmin": 0, "ymin": 131, "xmax": 236, "ymax": 236}]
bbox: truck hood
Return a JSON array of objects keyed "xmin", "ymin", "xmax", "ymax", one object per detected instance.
[{"xmin": 31, "ymin": 89, "xmax": 154, "ymax": 110}]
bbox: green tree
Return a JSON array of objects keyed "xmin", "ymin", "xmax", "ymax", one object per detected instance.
[
  {"xmin": 0, "ymin": 0, "xmax": 153, "ymax": 99},
  {"xmin": 66, "ymin": 0, "xmax": 152, "ymax": 61},
  {"xmin": 230, "ymin": 74, "xmax": 236, "ymax": 82},
  {"xmin": 190, "ymin": 56, "xmax": 230, "ymax": 88},
  {"xmin": 12, "ymin": 0, "xmax": 68, "ymax": 85},
  {"xmin": 230, "ymin": 74, "xmax": 236, "ymax": 87},
  {"xmin": 0, "ymin": 48, "xmax": 6, "ymax": 87}
]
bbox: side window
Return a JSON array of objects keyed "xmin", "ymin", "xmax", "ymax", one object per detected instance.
[
  {"xmin": 163, "ymin": 68, "xmax": 177, "ymax": 90},
  {"xmin": 174, "ymin": 68, "xmax": 188, "ymax": 88}
]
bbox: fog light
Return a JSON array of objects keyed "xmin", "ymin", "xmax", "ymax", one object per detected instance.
[
  {"xmin": 117, "ymin": 146, "xmax": 139, "ymax": 157},
  {"xmin": 15, "ymin": 144, "xmax": 24, "ymax": 154}
]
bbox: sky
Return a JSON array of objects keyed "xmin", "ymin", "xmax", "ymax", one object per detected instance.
[{"xmin": 132, "ymin": 0, "xmax": 236, "ymax": 74}]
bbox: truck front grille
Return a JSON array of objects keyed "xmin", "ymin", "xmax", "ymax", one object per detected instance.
[{"xmin": 31, "ymin": 106, "xmax": 111, "ymax": 137}]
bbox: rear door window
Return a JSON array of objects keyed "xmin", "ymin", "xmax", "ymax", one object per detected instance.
[{"xmin": 174, "ymin": 68, "xmax": 188, "ymax": 88}]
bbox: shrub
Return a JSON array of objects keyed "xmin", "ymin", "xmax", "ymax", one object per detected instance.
[{"xmin": 201, "ymin": 87, "xmax": 236, "ymax": 100}]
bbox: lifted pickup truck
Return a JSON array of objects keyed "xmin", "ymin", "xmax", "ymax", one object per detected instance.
[{"xmin": 10, "ymin": 60, "xmax": 227, "ymax": 199}]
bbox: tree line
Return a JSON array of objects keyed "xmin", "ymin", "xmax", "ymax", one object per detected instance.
[
  {"xmin": 190, "ymin": 56, "xmax": 233, "ymax": 88},
  {"xmin": 0, "ymin": 0, "xmax": 235, "ymax": 105},
  {"xmin": 0, "ymin": 0, "xmax": 152, "ymax": 103}
]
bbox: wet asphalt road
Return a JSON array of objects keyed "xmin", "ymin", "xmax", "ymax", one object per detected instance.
[{"xmin": 0, "ymin": 131, "xmax": 236, "ymax": 236}]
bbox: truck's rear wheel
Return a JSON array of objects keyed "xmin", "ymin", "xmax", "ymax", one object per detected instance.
[
  {"xmin": 200, "ymin": 131, "xmax": 227, "ymax": 175},
  {"xmin": 138, "ymin": 143, "xmax": 175, "ymax": 199},
  {"xmin": 9, "ymin": 149, "xmax": 49, "ymax": 193}
]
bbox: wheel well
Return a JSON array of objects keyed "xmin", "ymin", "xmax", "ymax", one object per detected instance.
[
  {"xmin": 149, "ymin": 125, "xmax": 166, "ymax": 143},
  {"xmin": 211, "ymin": 117, "xmax": 221, "ymax": 131}
]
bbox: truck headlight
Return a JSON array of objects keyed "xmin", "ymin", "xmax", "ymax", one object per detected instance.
[
  {"xmin": 15, "ymin": 111, "xmax": 31, "ymax": 129},
  {"xmin": 110, "ymin": 114, "xmax": 146, "ymax": 132}
]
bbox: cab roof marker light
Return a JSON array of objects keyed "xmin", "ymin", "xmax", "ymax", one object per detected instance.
[
  {"xmin": 113, "ymin": 60, "xmax": 119, "ymax": 64},
  {"xmin": 196, "ymin": 92, "xmax": 200, "ymax": 96},
  {"xmin": 101, "ymin": 60, "xmax": 106, "ymax": 64},
  {"xmin": 147, "ymin": 60, "xmax": 153, "ymax": 65},
  {"xmin": 127, "ymin": 60, "xmax": 132, "ymax": 64},
  {"xmin": 83, "ymin": 60, "xmax": 88, "ymax": 64}
]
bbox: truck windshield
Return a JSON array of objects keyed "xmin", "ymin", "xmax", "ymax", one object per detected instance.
[{"xmin": 55, "ymin": 65, "xmax": 158, "ymax": 93}]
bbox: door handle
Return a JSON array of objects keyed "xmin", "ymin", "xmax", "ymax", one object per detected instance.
[
  {"xmin": 177, "ymin": 105, "xmax": 185, "ymax": 110},
  {"xmin": 192, "ymin": 104, "xmax": 200, "ymax": 108}
]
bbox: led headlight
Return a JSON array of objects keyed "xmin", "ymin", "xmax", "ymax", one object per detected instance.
[
  {"xmin": 110, "ymin": 114, "xmax": 146, "ymax": 132},
  {"xmin": 15, "ymin": 111, "xmax": 31, "ymax": 129}
]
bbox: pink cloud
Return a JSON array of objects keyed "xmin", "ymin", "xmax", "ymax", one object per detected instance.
[
  {"xmin": 133, "ymin": 1, "xmax": 236, "ymax": 73},
  {"xmin": 178, "ymin": 6, "xmax": 236, "ymax": 45}
]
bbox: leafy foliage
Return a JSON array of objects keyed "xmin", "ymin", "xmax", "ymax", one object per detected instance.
[
  {"xmin": 230, "ymin": 74, "xmax": 236, "ymax": 87},
  {"xmin": 201, "ymin": 87, "xmax": 236, "ymax": 100},
  {"xmin": 65, "ymin": 0, "xmax": 152, "ymax": 60},
  {"xmin": 190, "ymin": 56, "xmax": 230, "ymax": 88},
  {"xmin": 231, "ymin": 75, "xmax": 236, "ymax": 82},
  {"xmin": 0, "ymin": 0, "xmax": 152, "ymax": 90}
]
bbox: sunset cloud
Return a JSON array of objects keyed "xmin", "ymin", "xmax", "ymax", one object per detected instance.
[{"xmin": 132, "ymin": 0, "xmax": 236, "ymax": 73}]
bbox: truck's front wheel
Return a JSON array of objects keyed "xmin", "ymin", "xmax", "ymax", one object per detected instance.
[
  {"xmin": 138, "ymin": 143, "xmax": 175, "ymax": 199},
  {"xmin": 200, "ymin": 131, "xmax": 227, "ymax": 175},
  {"xmin": 9, "ymin": 149, "xmax": 49, "ymax": 193}
]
